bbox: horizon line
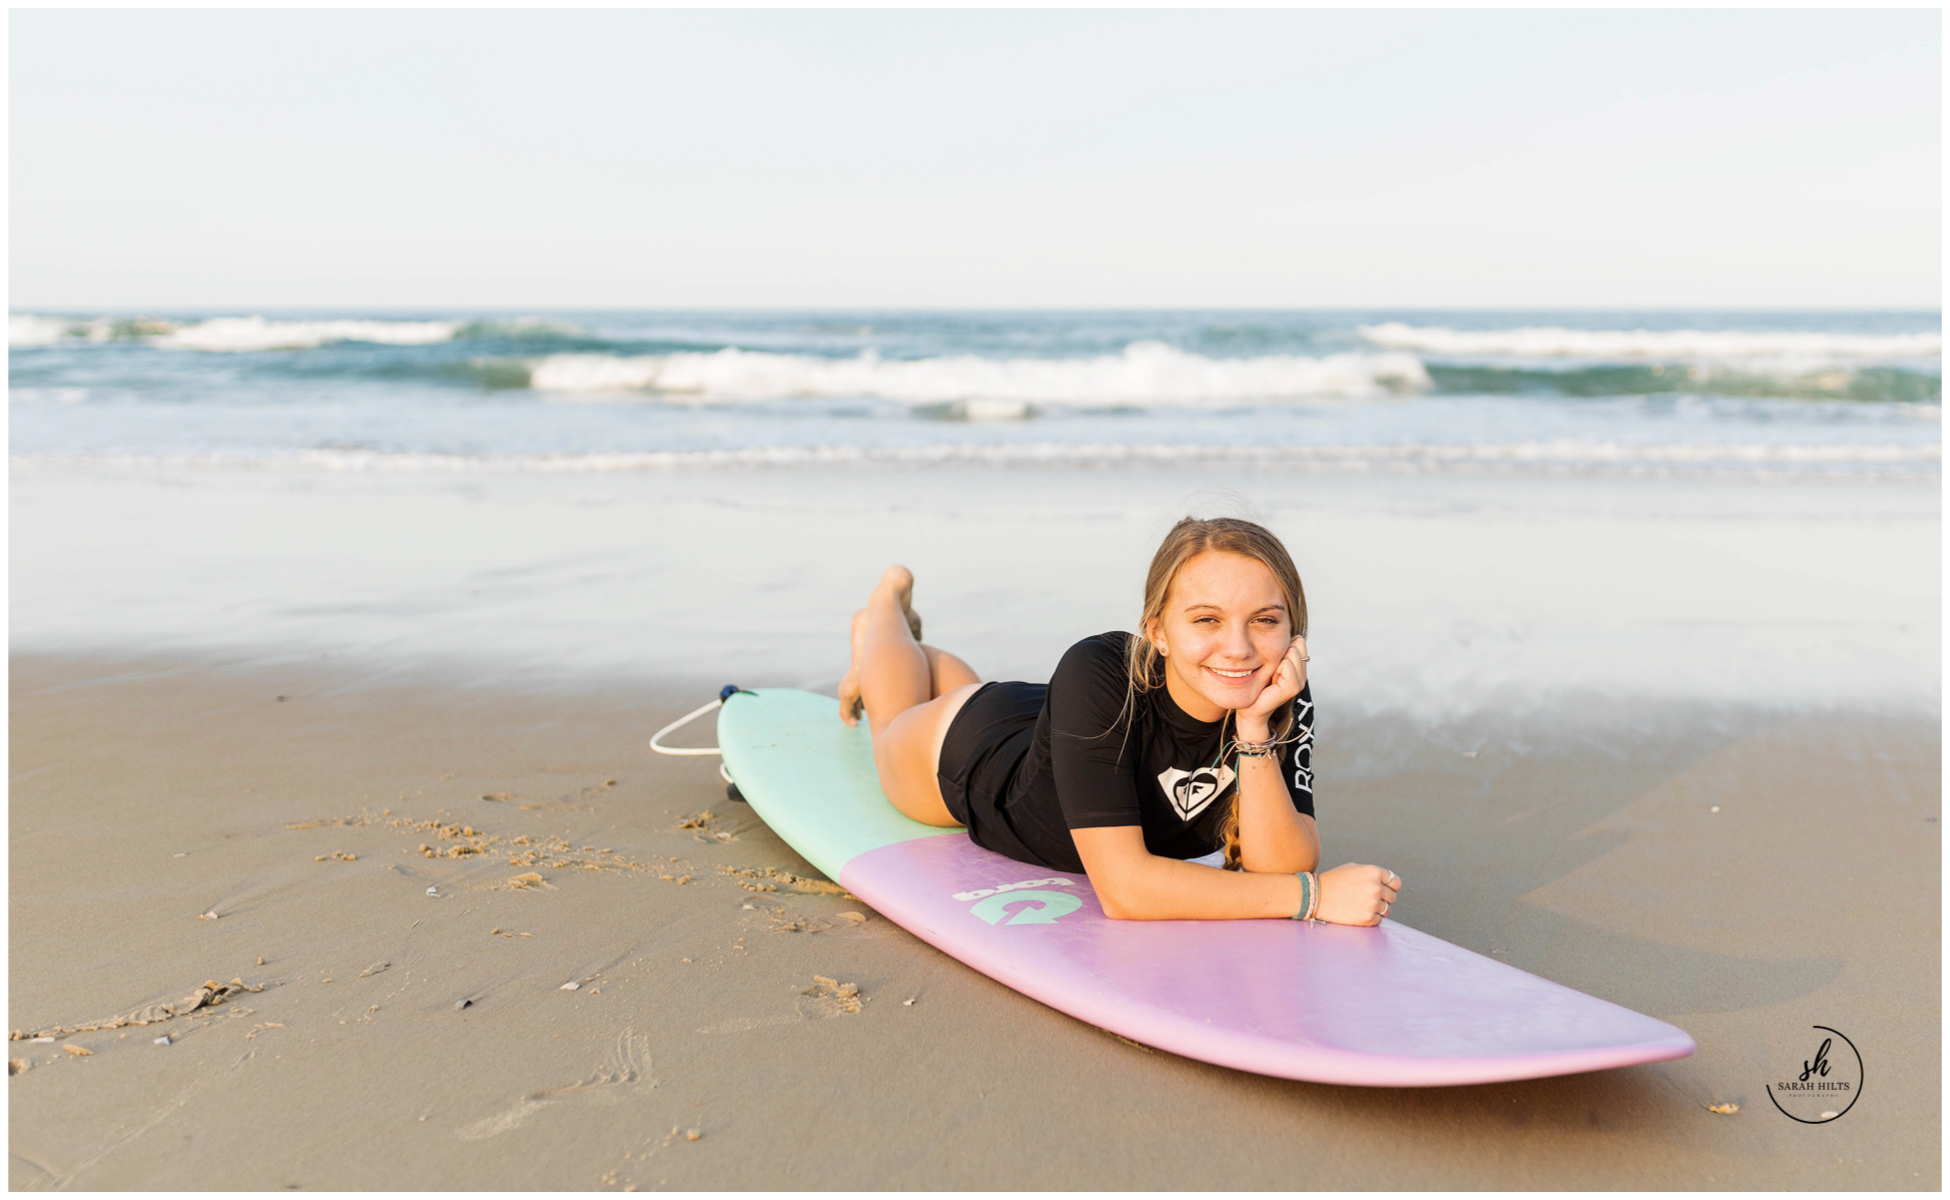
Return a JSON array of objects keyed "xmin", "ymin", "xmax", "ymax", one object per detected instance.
[{"xmin": 12, "ymin": 304, "xmax": 1943, "ymax": 316}]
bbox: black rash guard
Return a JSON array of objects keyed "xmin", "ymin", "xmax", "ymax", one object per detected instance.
[{"xmin": 935, "ymin": 631, "xmax": 1315, "ymax": 873}]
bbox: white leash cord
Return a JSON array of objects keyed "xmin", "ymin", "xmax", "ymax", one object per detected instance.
[
  {"xmin": 649, "ymin": 693, "xmax": 739, "ymax": 785},
  {"xmin": 648, "ymin": 698, "xmax": 723, "ymax": 756}
]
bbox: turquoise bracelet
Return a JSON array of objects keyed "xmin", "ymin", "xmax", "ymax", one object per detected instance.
[{"xmin": 1292, "ymin": 870, "xmax": 1317, "ymax": 921}]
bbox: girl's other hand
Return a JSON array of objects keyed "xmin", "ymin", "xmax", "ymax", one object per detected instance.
[{"xmin": 1316, "ymin": 862, "xmax": 1399, "ymax": 926}]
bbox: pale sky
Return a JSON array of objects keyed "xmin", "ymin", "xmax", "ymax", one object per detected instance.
[{"xmin": 10, "ymin": 9, "xmax": 1941, "ymax": 311}]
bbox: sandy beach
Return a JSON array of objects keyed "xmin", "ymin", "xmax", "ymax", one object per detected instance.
[
  {"xmin": 12, "ymin": 8, "xmax": 1941, "ymax": 1188},
  {"xmin": 9, "ymin": 462, "xmax": 1940, "ymax": 1189}
]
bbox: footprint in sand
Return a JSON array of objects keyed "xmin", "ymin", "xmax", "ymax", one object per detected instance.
[
  {"xmin": 696, "ymin": 980, "xmax": 864, "ymax": 1033},
  {"xmin": 456, "ymin": 1029, "xmax": 653, "ymax": 1142}
]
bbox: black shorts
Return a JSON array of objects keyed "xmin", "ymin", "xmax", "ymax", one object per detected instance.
[{"xmin": 937, "ymin": 680, "xmax": 1050, "ymax": 866}]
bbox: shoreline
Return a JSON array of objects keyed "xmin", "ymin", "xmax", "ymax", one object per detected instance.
[
  {"xmin": 13, "ymin": 464, "xmax": 1939, "ymax": 713},
  {"xmin": 11, "ymin": 441, "xmax": 1942, "ymax": 479},
  {"xmin": 9, "ymin": 650, "xmax": 1938, "ymax": 1189}
]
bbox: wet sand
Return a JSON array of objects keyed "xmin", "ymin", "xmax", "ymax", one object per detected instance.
[
  {"xmin": 12, "ymin": 463, "xmax": 1940, "ymax": 713},
  {"xmin": 9, "ymin": 650, "xmax": 1938, "ymax": 1190}
]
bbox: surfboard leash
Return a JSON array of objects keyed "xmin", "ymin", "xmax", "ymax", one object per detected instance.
[{"xmin": 648, "ymin": 684, "xmax": 755, "ymax": 790}]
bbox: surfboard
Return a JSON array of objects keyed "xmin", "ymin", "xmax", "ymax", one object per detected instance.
[{"xmin": 717, "ymin": 687, "xmax": 1695, "ymax": 1087}]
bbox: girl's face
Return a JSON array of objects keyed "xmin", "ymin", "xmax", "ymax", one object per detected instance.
[{"xmin": 1148, "ymin": 550, "xmax": 1292, "ymax": 723}]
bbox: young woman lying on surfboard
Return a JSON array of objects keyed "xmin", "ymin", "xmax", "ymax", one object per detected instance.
[{"xmin": 836, "ymin": 516, "xmax": 1401, "ymax": 925}]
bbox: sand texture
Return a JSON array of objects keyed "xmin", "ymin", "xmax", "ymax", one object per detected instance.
[{"xmin": 9, "ymin": 652, "xmax": 1938, "ymax": 1190}]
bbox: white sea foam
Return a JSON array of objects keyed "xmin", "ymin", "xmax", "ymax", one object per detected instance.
[
  {"xmin": 148, "ymin": 317, "xmax": 464, "ymax": 352},
  {"xmin": 16, "ymin": 440, "xmax": 1935, "ymax": 477},
  {"xmin": 10, "ymin": 315, "xmax": 88, "ymax": 346},
  {"xmin": 10, "ymin": 313, "xmax": 470, "ymax": 351},
  {"xmin": 525, "ymin": 342, "xmax": 1431, "ymax": 404},
  {"xmin": 1358, "ymin": 322, "xmax": 1942, "ymax": 363},
  {"xmin": 8, "ymin": 315, "xmax": 175, "ymax": 345}
]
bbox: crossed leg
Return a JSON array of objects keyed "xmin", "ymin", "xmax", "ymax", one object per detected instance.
[{"xmin": 839, "ymin": 566, "xmax": 981, "ymax": 828}]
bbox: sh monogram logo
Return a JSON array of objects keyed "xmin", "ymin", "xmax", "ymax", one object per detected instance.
[{"xmin": 1766, "ymin": 1026, "xmax": 1863, "ymax": 1124}]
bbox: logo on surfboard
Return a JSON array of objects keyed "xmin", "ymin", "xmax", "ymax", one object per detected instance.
[
  {"xmin": 970, "ymin": 890, "xmax": 1082, "ymax": 925},
  {"xmin": 953, "ymin": 876, "xmax": 1084, "ymax": 926},
  {"xmin": 1157, "ymin": 764, "xmax": 1235, "ymax": 822}
]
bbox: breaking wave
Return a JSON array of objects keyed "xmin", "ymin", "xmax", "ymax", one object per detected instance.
[
  {"xmin": 522, "ymin": 342, "xmax": 1431, "ymax": 404},
  {"xmin": 8, "ymin": 314, "xmax": 581, "ymax": 351},
  {"xmin": 149, "ymin": 317, "xmax": 465, "ymax": 352},
  {"xmin": 12, "ymin": 311, "xmax": 1936, "ymax": 405},
  {"xmin": 1358, "ymin": 322, "xmax": 1942, "ymax": 364}
]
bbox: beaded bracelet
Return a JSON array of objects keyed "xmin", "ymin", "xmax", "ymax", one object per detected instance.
[
  {"xmin": 1291, "ymin": 870, "xmax": 1319, "ymax": 921},
  {"xmin": 1233, "ymin": 735, "xmax": 1279, "ymax": 759}
]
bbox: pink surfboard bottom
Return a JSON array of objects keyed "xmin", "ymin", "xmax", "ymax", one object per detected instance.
[{"xmin": 838, "ymin": 834, "xmax": 1695, "ymax": 1087}]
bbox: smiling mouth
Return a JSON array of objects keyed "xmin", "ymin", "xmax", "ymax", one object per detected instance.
[{"xmin": 1205, "ymin": 666, "xmax": 1258, "ymax": 681}]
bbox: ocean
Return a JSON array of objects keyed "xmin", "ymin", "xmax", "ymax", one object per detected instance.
[{"xmin": 9, "ymin": 309, "xmax": 1940, "ymax": 478}]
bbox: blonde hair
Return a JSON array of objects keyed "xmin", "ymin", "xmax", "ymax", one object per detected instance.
[{"xmin": 1123, "ymin": 517, "xmax": 1307, "ymax": 871}]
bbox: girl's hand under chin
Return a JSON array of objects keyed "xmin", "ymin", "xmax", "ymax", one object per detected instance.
[{"xmin": 1236, "ymin": 634, "xmax": 1307, "ymax": 735}]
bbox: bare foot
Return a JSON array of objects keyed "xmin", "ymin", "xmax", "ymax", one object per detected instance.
[
  {"xmin": 839, "ymin": 609, "xmax": 868, "ymax": 726},
  {"xmin": 876, "ymin": 563, "xmax": 914, "ymax": 605},
  {"xmin": 841, "ymin": 567, "xmax": 926, "ymax": 726},
  {"xmin": 876, "ymin": 565, "xmax": 924, "ymax": 641}
]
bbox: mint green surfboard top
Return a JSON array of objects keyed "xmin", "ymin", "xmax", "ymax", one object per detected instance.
[{"xmin": 717, "ymin": 688, "xmax": 949, "ymax": 879}]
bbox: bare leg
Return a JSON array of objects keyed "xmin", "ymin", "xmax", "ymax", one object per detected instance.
[
  {"xmin": 858, "ymin": 567, "xmax": 930, "ymax": 738},
  {"xmin": 840, "ymin": 620, "xmax": 976, "ymax": 725},
  {"xmin": 848, "ymin": 566, "xmax": 982, "ymax": 828},
  {"xmin": 924, "ymin": 644, "xmax": 980, "ymax": 694},
  {"xmin": 839, "ymin": 609, "xmax": 871, "ymax": 726}
]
